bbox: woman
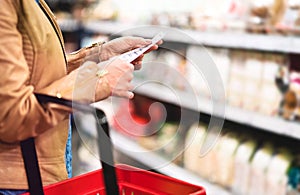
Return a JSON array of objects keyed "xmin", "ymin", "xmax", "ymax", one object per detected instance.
[{"xmin": 0, "ymin": 0, "xmax": 161, "ymax": 193}]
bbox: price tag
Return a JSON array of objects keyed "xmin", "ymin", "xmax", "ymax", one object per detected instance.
[{"xmin": 119, "ymin": 32, "xmax": 165, "ymax": 63}]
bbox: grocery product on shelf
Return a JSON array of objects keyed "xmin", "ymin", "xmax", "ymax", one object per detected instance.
[
  {"xmin": 214, "ymin": 132, "xmax": 240, "ymax": 188},
  {"xmin": 184, "ymin": 123, "xmax": 207, "ymax": 173},
  {"xmin": 288, "ymin": 156, "xmax": 300, "ymax": 194},
  {"xmin": 282, "ymin": 0, "xmax": 300, "ymax": 35},
  {"xmin": 248, "ymin": 142, "xmax": 275, "ymax": 195},
  {"xmin": 265, "ymin": 148, "xmax": 294, "ymax": 195},
  {"xmin": 247, "ymin": 0, "xmax": 285, "ymax": 33},
  {"xmin": 206, "ymin": 48, "xmax": 231, "ymax": 95},
  {"xmin": 282, "ymin": 89, "xmax": 299, "ymax": 120},
  {"xmin": 189, "ymin": 0, "xmax": 248, "ymax": 32},
  {"xmin": 242, "ymin": 52, "xmax": 264, "ymax": 112},
  {"xmin": 194, "ymin": 129, "xmax": 221, "ymax": 183},
  {"xmin": 259, "ymin": 53, "xmax": 287, "ymax": 116},
  {"xmin": 157, "ymin": 123, "xmax": 179, "ymax": 153},
  {"xmin": 227, "ymin": 50, "xmax": 245, "ymax": 108},
  {"xmin": 157, "ymin": 122, "xmax": 186, "ymax": 165},
  {"xmin": 287, "ymin": 72, "xmax": 300, "ymax": 119},
  {"xmin": 232, "ymin": 139, "xmax": 258, "ymax": 195},
  {"xmin": 185, "ymin": 46, "xmax": 211, "ymax": 98},
  {"xmin": 137, "ymin": 122, "xmax": 180, "ymax": 153},
  {"xmin": 86, "ymin": 0, "xmax": 118, "ymax": 21},
  {"xmin": 276, "ymin": 68, "xmax": 300, "ymax": 121}
]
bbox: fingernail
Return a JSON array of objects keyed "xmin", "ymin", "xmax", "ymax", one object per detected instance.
[
  {"xmin": 145, "ymin": 39, "xmax": 152, "ymax": 44},
  {"xmin": 129, "ymin": 92, "xmax": 134, "ymax": 99}
]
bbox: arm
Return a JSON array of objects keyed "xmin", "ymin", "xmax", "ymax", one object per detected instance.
[
  {"xmin": 66, "ymin": 36, "xmax": 162, "ymax": 72},
  {"xmin": 0, "ymin": 0, "xmax": 136, "ymax": 143},
  {"xmin": 0, "ymin": 0, "xmax": 68, "ymax": 143}
]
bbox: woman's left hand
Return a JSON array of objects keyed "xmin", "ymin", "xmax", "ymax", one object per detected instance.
[
  {"xmin": 101, "ymin": 36, "xmax": 163, "ymax": 70},
  {"xmin": 67, "ymin": 36, "xmax": 163, "ymax": 72}
]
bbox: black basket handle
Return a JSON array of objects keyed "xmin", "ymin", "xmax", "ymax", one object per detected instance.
[{"xmin": 20, "ymin": 93, "xmax": 119, "ymax": 195}]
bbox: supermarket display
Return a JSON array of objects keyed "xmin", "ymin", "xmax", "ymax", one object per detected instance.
[
  {"xmin": 51, "ymin": 0, "xmax": 300, "ymax": 35},
  {"xmin": 139, "ymin": 46, "xmax": 293, "ymax": 118},
  {"xmin": 47, "ymin": 0, "xmax": 300, "ymax": 194},
  {"xmin": 111, "ymin": 96, "xmax": 300, "ymax": 194}
]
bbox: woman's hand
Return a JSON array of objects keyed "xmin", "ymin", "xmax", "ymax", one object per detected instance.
[
  {"xmin": 67, "ymin": 36, "xmax": 162, "ymax": 72},
  {"xmin": 74, "ymin": 58, "xmax": 136, "ymax": 101},
  {"xmin": 101, "ymin": 36, "xmax": 163, "ymax": 70},
  {"xmin": 97, "ymin": 57, "xmax": 135, "ymax": 99},
  {"xmin": 51, "ymin": 58, "xmax": 135, "ymax": 103}
]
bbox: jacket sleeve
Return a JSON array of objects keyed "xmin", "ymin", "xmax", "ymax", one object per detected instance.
[{"xmin": 0, "ymin": 0, "xmax": 69, "ymax": 143}]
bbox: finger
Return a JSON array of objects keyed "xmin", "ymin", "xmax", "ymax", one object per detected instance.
[
  {"xmin": 132, "ymin": 56, "xmax": 143, "ymax": 70},
  {"xmin": 144, "ymin": 44, "xmax": 159, "ymax": 54},
  {"xmin": 127, "ymin": 91, "xmax": 134, "ymax": 99},
  {"xmin": 134, "ymin": 54, "xmax": 144, "ymax": 62},
  {"xmin": 134, "ymin": 63, "xmax": 142, "ymax": 70},
  {"xmin": 157, "ymin": 40, "xmax": 163, "ymax": 45},
  {"xmin": 112, "ymin": 81, "xmax": 133, "ymax": 93},
  {"xmin": 113, "ymin": 90, "xmax": 134, "ymax": 99}
]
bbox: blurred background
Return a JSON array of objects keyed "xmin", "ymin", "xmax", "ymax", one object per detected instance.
[{"xmin": 45, "ymin": 0, "xmax": 300, "ymax": 194}]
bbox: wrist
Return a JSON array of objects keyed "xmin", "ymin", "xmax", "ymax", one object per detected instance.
[
  {"xmin": 99, "ymin": 42, "xmax": 112, "ymax": 62},
  {"xmin": 86, "ymin": 41, "xmax": 107, "ymax": 63},
  {"xmin": 67, "ymin": 48, "xmax": 86, "ymax": 73}
]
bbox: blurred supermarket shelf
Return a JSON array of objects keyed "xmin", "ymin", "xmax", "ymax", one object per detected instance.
[
  {"xmin": 58, "ymin": 18, "xmax": 300, "ymax": 140},
  {"xmin": 57, "ymin": 18, "xmax": 82, "ymax": 32},
  {"xmin": 58, "ymin": 19, "xmax": 300, "ymax": 140},
  {"xmin": 132, "ymin": 79, "xmax": 300, "ymax": 140},
  {"xmin": 110, "ymin": 130, "xmax": 231, "ymax": 195},
  {"xmin": 83, "ymin": 20, "xmax": 300, "ymax": 54}
]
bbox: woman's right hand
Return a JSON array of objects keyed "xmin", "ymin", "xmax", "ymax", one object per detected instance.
[
  {"xmin": 95, "ymin": 58, "xmax": 135, "ymax": 100},
  {"xmin": 41, "ymin": 58, "xmax": 135, "ymax": 103}
]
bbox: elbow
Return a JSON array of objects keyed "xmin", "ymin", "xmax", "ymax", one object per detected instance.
[{"xmin": 0, "ymin": 119, "xmax": 38, "ymax": 144}]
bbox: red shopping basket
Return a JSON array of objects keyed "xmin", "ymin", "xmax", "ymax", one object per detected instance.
[
  {"xmin": 23, "ymin": 164, "xmax": 205, "ymax": 195},
  {"xmin": 20, "ymin": 94, "xmax": 206, "ymax": 195}
]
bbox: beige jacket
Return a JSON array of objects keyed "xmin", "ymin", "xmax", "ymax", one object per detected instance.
[{"xmin": 0, "ymin": 0, "xmax": 72, "ymax": 189}]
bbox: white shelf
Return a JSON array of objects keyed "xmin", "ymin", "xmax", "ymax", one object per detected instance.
[
  {"xmin": 110, "ymin": 130, "xmax": 231, "ymax": 195},
  {"xmin": 132, "ymin": 80, "xmax": 300, "ymax": 140},
  {"xmin": 84, "ymin": 20, "xmax": 300, "ymax": 53},
  {"xmin": 57, "ymin": 18, "xmax": 81, "ymax": 32}
]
